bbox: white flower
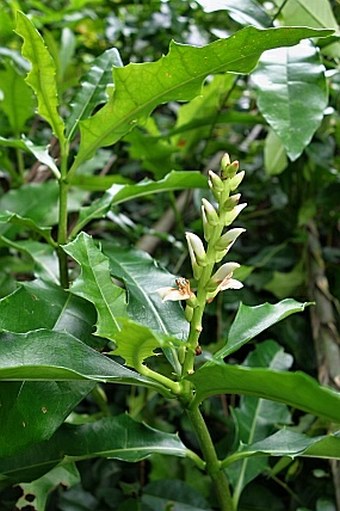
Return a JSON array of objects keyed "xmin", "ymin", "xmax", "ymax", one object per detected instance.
[{"xmin": 157, "ymin": 278, "xmax": 195, "ymax": 302}]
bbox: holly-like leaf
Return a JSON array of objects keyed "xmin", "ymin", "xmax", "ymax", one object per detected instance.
[
  {"xmin": 15, "ymin": 12, "xmax": 65, "ymax": 144},
  {"xmin": 69, "ymin": 26, "xmax": 332, "ymax": 173},
  {"xmin": 63, "ymin": 232, "xmax": 127, "ymax": 339},
  {"xmin": 223, "ymin": 429, "xmax": 340, "ymax": 468},
  {"xmin": 196, "ymin": 0, "xmax": 271, "ymax": 28},
  {"xmin": 252, "ymin": 40, "xmax": 328, "ymax": 160},
  {"xmin": 214, "ymin": 299, "xmax": 310, "ymax": 359},
  {"xmin": 0, "ymin": 415, "xmax": 190, "ymax": 486},
  {"xmin": 190, "ymin": 362, "xmax": 340, "ymax": 423},
  {"xmin": 0, "ymin": 212, "xmax": 55, "ymax": 246}
]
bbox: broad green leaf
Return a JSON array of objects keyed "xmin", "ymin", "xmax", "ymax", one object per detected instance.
[
  {"xmin": 70, "ymin": 26, "xmax": 332, "ymax": 172},
  {"xmin": 264, "ymin": 261, "xmax": 305, "ymax": 299},
  {"xmin": 0, "ymin": 280, "xmax": 98, "ymax": 347},
  {"xmin": 66, "ymin": 47, "xmax": 123, "ymax": 141},
  {"xmin": 69, "ymin": 174, "xmax": 129, "ymax": 192},
  {"xmin": 0, "ymin": 415, "xmax": 189, "ymax": 485},
  {"xmin": 15, "ymin": 12, "xmax": 65, "ymax": 144},
  {"xmin": 228, "ymin": 341, "xmax": 292, "ymax": 504},
  {"xmin": 70, "ymin": 170, "xmax": 207, "ymax": 237},
  {"xmin": 252, "ymin": 40, "xmax": 328, "ymax": 160},
  {"xmin": 0, "ymin": 212, "xmax": 55, "ymax": 245},
  {"xmin": 16, "ymin": 464, "xmax": 79, "ymax": 511},
  {"xmin": 58, "ymin": 28, "xmax": 76, "ymax": 80},
  {"xmin": 223, "ymin": 429, "xmax": 340, "ymax": 468},
  {"xmin": 0, "ymin": 380, "xmax": 94, "ymax": 458},
  {"xmin": 274, "ymin": 0, "xmax": 339, "ymax": 32},
  {"xmin": 190, "ymin": 362, "xmax": 340, "ymax": 423},
  {"xmin": 196, "ymin": 0, "xmax": 271, "ymax": 28},
  {"xmin": 264, "ymin": 129, "xmax": 288, "ymax": 175},
  {"xmin": 142, "ymin": 480, "xmax": 212, "ymax": 511},
  {"xmin": 113, "ymin": 318, "xmax": 185, "ymax": 370},
  {"xmin": 214, "ymin": 298, "xmax": 310, "ymax": 359},
  {"xmin": 103, "ymin": 243, "xmax": 189, "ymax": 341},
  {"xmin": 63, "ymin": 232, "xmax": 127, "ymax": 339},
  {"xmin": 0, "ymin": 63, "xmax": 35, "ymax": 132},
  {"xmin": 0, "ymin": 329, "xmax": 165, "ymax": 392}
]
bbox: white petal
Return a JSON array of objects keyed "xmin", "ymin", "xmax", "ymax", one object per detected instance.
[
  {"xmin": 212, "ymin": 262, "xmax": 240, "ymax": 282},
  {"xmin": 219, "ymin": 278, "xmax": 243, "ymax": 291}
]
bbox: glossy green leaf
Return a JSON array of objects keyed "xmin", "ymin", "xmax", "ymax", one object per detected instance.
[
  {"xmin": 190, "ymin": 362, "xmax": 340, "ymax": 423},
  {"xmin": 0, "ymin": 329, "xmax": 164, "ymax": 392},
  {"xmin": 15, "ymin": 12, "xmax": 65, "ymax": 143},
  {"xmin": 70, "ymin": 26, "xmax": 332, "ymax": 172},
  {"xmin": 228, "ymin": 341, "xmax": 292, "ymax": 504},
  {"xmin": 0, "ymin": 63, "xmax": 35, "ymax": 132},
  {"xmin": 0, "ymin": 280, "xmax": 98, "ymax": 346},
  {"xmin": 0, "ymin": 212, "xmax": 55, "ymax": 245},
  {"xmin": 16, "ymin": 464, "xmax": 79, "ymax": 511},
  {"xmin": 103, "ymin": 243, "xmax": 189, "ymax": 341},
  {"xmin": 64, "ymin": 233, "xmax": 127, "ymax": 339},
  {"xmin": 0, "ymin": 415, "xmax": 189, "ymax": 485},
  {"xmin": 66, "ymin": 47, "xmax": 123, "ymax": 141},
  {"xmin": 214, "ymin": 298, "xmax": 310, "ymax": 359},
  {"xmin": 196, "ymin": 0, "xmax": 271, "ymax": 28},
  {"xmin": 70, "ymin": 170, "xmax": 207, "ymax": 237},
  {"xmin": 264, "ymin": 129, "xmax": 288, "ymax": 175},
  {"xmin": 0, "ymin": 380, "xmax": 94, "ymax": 458},
  {"xmin": 223, "ymin": 429, "xmax": 340, "ymax": 468},
  {"xmin": 252, "ymin": 40, "xmax": 328, "ymax": 160}
]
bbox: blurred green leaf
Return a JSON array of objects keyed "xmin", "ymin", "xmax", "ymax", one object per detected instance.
[
  {"xmin": 264, "ymin": 129, "xmax": 288, "ymax": 175},
  {"xmin": 190, "ymin": 362, "xmax": 340, "ymax": 423},
  {"xmin": 142, "ymin": 479, "xmax": 212, "ymax": 511},
  {"xmin": 0, "ymin": 63, "xmax": 35, "ymax": 132},
  {"xmin": 63, "ymin": 232, "xmax": 127, "ymax": 339},
  {"xmin": 66, "ymin": 47, "xmax": 123, "ymax": 141},
  {"xmin": 0, "ymin": 211, "xmax": 55, "ymax": 245},
  {"xmin": 214, "ymin": 299, "xmax": 310, "ymax": 359},
  {"xmin": 252, "ymin": 40, "xmax": 328, "ymax": 160},
  {"xmin": 15, "ymin": 12, "xmax": 65, "ymax": 144},
  {"xmin": 70, "ymin": 170, "xmax": 207, "ymax": 237},
  {"xmin": 196, "ymin": 0, "xmax": 271, "ymax": 28},
  {"xmin": 70, "ymin": 26, "xmax": 332, "ymax": 172},
  {"xmin": 274, "ymin": 0, "xmax": 339, "ymax": 31}
]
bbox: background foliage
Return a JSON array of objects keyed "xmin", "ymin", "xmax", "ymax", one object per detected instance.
[{"xmin": 0, "ymin": 0, "xmax": 339, "ymax": 510}]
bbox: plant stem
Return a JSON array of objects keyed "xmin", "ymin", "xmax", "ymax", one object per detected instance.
[
  {"xmin": 186, "ymin": 403, "xmax": 234, "ymax": 511},
  {"xmin": 57, "ymin": 144, "xmax": 70, "ymax": 288}
]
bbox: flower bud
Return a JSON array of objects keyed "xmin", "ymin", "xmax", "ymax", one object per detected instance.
[
  {"xmin": 202, "ymin": 198, "xmax": 219, "ymax": 226},
  {"xmin": 214, "ymin": 228, "xmax": 246, "ymax": 251},
  {"xmin": 224, "ymin": 203, "xmax": 247, "ymax": 226},
  {"xmin": 186, "ymin": 232, "xmax": 207, "ymax": 267},
  {"xmin": 208, "ymin": 170, "xmax": 224, "ymax": 193},
  {"xmin": 211, "ymin": 262, "xmax": 240, "ymax": 283},
  {"xmin": 222, "ymin": 159, "xmax": 239, "ymax": 179},
  {"xmin": 221, "ymin": 153, "xmax": 230, "ymax": 168},
  {"xmin": 185, "ymin": 305, "xmax": 194, "ymax": 322},
  {"xmin": 222, "ymin": 193, "xmax": 241, "ymax": 212},
  {"xmin": 229, "ymin": 170, "xmax": 245, "ymax": 191},
  {"xmin": 201, "ymin": 205, "xmax": 213, "ymax": 242}
]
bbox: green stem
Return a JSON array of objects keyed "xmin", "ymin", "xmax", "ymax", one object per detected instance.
[
  {"xmin": 186, "ymin": 404, "xmax": 234, "ymax": 511},
  {"xmin": 57, "ymin": 143, "xmax": 70, "ymax": 288}
]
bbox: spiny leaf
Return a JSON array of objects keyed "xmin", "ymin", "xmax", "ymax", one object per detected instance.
[
  {"xmin": 15, "ymin": 11, "xmax": 65, "ymax": 144},
  {"xmin": 70, "ymin": 26, "xmax": 333, "ymax": 172},
  {"xmin": 63, "ymin": 232, "xmax": 127, "ymax": 339}
]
